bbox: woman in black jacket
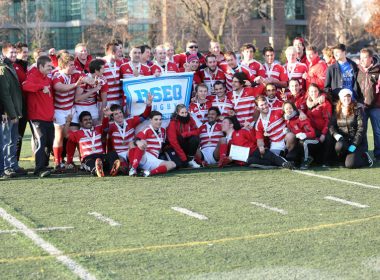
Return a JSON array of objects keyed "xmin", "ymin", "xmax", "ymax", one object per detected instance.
[{"xmin": 328, "ymin": 89, "xmax": 373, "ymax": 168}]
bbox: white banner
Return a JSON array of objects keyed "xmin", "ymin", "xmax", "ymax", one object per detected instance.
[{"xmin": 122, "ymin": 72, "xmax": 194, "ymax": 120}]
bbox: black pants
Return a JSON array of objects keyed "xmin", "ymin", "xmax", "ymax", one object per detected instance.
[
  {"xmin": 82, "ymin": 151, "xmax": 119, "ymax": 175},
  {"xmin": 16, "ymin": 116, "xmax": 28, "ymax": 161},
  {"xmin": 286, "ymin": 139, "xmax": 320, "ymax": 164},
  {"xmin": 335, "ymin": 140, "xmax": 370, "ymax": 169},
  {"xmin": 164, "ymin": 135, "xmax": 200, "ymax": 168},
  {"xmin": 247, "ymin": 149, "xmax": 287, "ymax": 166},
  {"xmin": 30, "ymin": 120, "xmax": 54, "ymax": 174}
]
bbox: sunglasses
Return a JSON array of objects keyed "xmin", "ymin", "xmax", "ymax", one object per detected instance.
[{"xmin": 188, "ymin": 45, "xmax": 198, "ymax": 49}]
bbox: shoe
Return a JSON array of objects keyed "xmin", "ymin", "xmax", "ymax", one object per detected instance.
[
  {"xmin": 143, "ymin": 170, "xmax": 151, "ymax": 177},
  {"xmin": 218, "ymin": 156, "xmax": 232, "ymax": 168},
  {"xmin": 201, "ymin": 160, "xmax": 208, "ymax": 167},
  {"xmin": 95, "ymin": 158, "xmax": 104, "ymax": 177},
  {"xmin": 365, "ymin": 152, "xmax": 374, "ymax": 167},
  {"xmin": 188, "ymin": 159, "xmax": 201, "ymax": 168},
  {"xmin": 321, "ymin": 164, "xmax": 329, "ymax": 168},
  {"xmin": 15, "ymin": 167, "xmax": 27, "ymax": 176},
  {"xmin": 0, "ymin": 174, "xmax": 6, "ymax": 180},
  {"xmin": 129, "ymin": 167, "xmax": 137, "ymax": 176},
  {"xmin": 300, "ymin": 157, "xmax": 313, "ymax": 170},
  {"xmin": 39, "ymin": 170, "xmax": 51, "ymax": 178},
  {"xmin": 282, "ymin": 161, "xmax": 295, "ymax": 170},
  {"xmin": 4, "ymin": 168, "xmax": 17, "ymax": 178},
  {"xmin": 54, "ymin": 164, "xmax": 64, "ymax": 173},
  {"xmin": 65, "ymin": 163, "xmax": 76, "ymax": 173},
  {"xmin": 109, "ymin": 159, "xmax": 121, "ymax": 176},
  {"xmin": 119, "ymin": 166, "xmax": 128, "ymax": 175}
]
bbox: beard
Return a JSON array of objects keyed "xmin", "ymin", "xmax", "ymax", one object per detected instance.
[{"xmin": 177, "ymin": 114, "xmax": 190, "ymax": 123}]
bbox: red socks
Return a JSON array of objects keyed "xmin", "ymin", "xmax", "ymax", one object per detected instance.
[
  {"xmin": 150, "ymin": 165, "xmax": 168, "ymax": 176},
  {"xmin": 131, "ymin": 147, "xmax": 144, "ymax": 169},
  {"xmin": 53, "ymin": 146, "xmax": 63, "ymax": 165}
]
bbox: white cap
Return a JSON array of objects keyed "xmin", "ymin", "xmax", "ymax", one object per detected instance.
[{"xmin": 339, "ymin": 88, "xmax": 353, "ymax": 100}]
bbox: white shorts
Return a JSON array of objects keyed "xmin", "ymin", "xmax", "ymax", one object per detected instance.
[
  {"xmin": 118, "ymin": 151, "xmax": 128, "ymax": 162},
  {"xmin": 201, "ymin": 146, "xmax": 217, "ymax": 165},
  {"xmin": 72, "ymin": 105, "xmax": 99, "ymax": 123},
  {"xmin": 54, "ymin": 109, "xmax": 73, "ymax": 126},
  {"xmin": 139, "ymin": 152, "xmax": 163, "ymax": 171},
  {"xmin": 270, "ymin": 140, "xmax": 286, "ymax": 155}
]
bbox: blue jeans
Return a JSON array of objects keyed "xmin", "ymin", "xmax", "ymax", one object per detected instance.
[
  {"xmin": 2, "ymin": 119, "xmax": 19, "ymax": 170},
  {"xmin": 363, "ymin": 107, "xmax": 380, "ymax": 159},
  {"xmin": 0, "ymin": 121, "xmax": 3, "ymax": 175}
]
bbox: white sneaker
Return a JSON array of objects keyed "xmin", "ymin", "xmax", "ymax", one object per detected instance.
[
  {"xmin": 143, "ymin": 170, "xmax": 151, "ymax": 177},
  {"xmin": 188, "ymin": 159, "xmax": 201, "ymax": 168},
  {"xmin": 129, "ymin": 167, "xmax": 137, "ymax": 176}
]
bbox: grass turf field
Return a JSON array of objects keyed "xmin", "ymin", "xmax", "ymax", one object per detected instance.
[{"xmin": 0, "ymin": 128, "xmax": 380, "ymax": 279}]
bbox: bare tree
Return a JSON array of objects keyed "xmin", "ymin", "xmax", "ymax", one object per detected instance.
[{"xmin": 30, "ymin": 8, "xmax": 48, "ymax": 48}]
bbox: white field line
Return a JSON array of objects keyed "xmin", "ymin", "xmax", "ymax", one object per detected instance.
[
  {"xmin": 0, "ymin": 207, "xmax": 96, "ymax": 280},
  {"xmin": 250, "ymin": 202, "xmax": 288, "ymax": 215},
  {"xmin": 171, "ymin": 207, "xmax": 208, "ymax": 220},
  {"xmin": 324, "ymin": 196, "xmax": 369, "ymax": 208},
  {"xmin": 88, "ymin": 212, "xmax": 121, "ymax": 226},
  {"xmin": 0, "ymin": 226, "xmax": 74, "ymax": 235},
  {"xmin": 294, "ymin": 170, "xmax": 380, "ymax": 190}
]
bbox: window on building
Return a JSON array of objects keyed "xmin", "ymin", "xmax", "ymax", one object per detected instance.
[
  {"xmin": 285, "ymin": 0, "xmax": 305, "ymax": 20},
  {"xmin": 286, "ymin": 25, "xmax": 306, "ymax": 40}
]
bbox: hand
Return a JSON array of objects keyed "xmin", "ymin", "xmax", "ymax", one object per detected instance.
[
  {"xmin": 244, "ymin": 80, "xmax": 252, "ymax": 87},
  {"xmin": 75, "ymin": 76, "xmax": 85, "ymax": 87},
  {"xmin": 319, "ymin": 134, "xmax": 325, "ymax": 143},
  {"xmin": 302, "ymin": 72, "xmax": 308, "ymax": 79},
  {"xmin": 334, "ymin": 134, "xmax": 343, "ymax": 142},
  {"xmin": 348, "ymin": 145, "xmax": 356, "ymax": 153},
  {"xmin": 243, "ymin": 121, "xmax": 252, "ymax": 130},
  {"xmin": 183, "ymin": 63, "xmax": 191, "ymax": 72},
  {"xmin": 254, "ymin": 76, "xmax": 263, "ymax": 84},
  {"xmin": 1, "ymin": 115, "xmax": 7, "ymax": 123},
  {"xmin": 103, "ymin": 106, "xmax": 112, "ymax": 117},
  {"xmin": 296, "ymin": 132, "xmax": 307, "ymax": 140},
  {"xmin": 65, "ymin": 114, "xmax": 73, "ymax": 124},
  {"xmin": 154, "ymin": 70, "xmax": 161, "ymax": 77},
  {"xmin": 42, "ymin": 86, "xmax": 50, "ymax": 94},
  {"xmin": 280, "ymin": 92, "xmax": 287, "ymax": 101},
  {"xmin": 318, "ymin": 95, "xmax": 325, "ymax": 104},
  {"xmin": 83, "ymin": 76, "xmax": 95, "ymax": 86},
  {"xmin": 299, "ymin": 111, "xmax": 307, "ymax": 121},
  {"xmin": 48, "ymin": 48, "xmax": 56, "ymax": 55},
  {"xmin": 146, "ymin": 93, "xmax": 153, "ymax": 106},
  {"xmin": 259, "ymin": 146, "xmax": 265, "ymax": 156},
  {"xmin": 136, "ymin": 140, "xmax": 147, "ymax": 150}
]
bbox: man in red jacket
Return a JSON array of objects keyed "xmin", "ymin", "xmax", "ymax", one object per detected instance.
[
  {"xmin": 22, "ymin": 56, "xmax": 54, "ymax": 177},
  {"xmin": 305, "ymin": 46, "xmax": 327, "ymax": 90}
]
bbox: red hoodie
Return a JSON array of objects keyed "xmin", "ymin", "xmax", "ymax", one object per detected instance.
[
  {"xmin": 306, "ymin": 56, "xmax": 327, "ymax": 90},
  {"xmin": 285, "ymin": 115, "xmax": 316, "ymax": 139},
  {"xmin": 22, "ymin": 70, "xmax": 54, "ymax": 121},
  {"xmin": 306, "ymin": 100, "xmax": 332, "ymax": 135}
]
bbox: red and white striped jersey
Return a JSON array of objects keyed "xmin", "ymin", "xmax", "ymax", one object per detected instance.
[
  {"xmin": 108, "ymin": 116, "xmax": 143, "ymax": 154},
  {"xmin": 198, "ymin": 122, "xmax": 223, "ymax": 149},
  {"xmin": 136, "ymin": 126, "xmax": 166, "ymax": 158},
  {"xmin": 196, "ymin": 67, "xmax": 226, "ymax": 94},
  {"xmin": 52, "ymin": 71, "xmax": 82, "ymax": 111},
  {"xmin": 68, "ymin": 125, "xmax": 104, "ymax": 159},
  {"xmin": 75, "ymin": 74, "xmax": 108, "ymax": 106},
  {"xmin": 219, "ymin": 63, "xmax": 254, "ymax": 91},
  {"xmin": 227, "ymin": 87, "xmax": 259, "ymax": 125},
  {"xmin": 284, "ymin": 62, "xmax": 307, "ymax": 90},
  {"xmin": 150, "ymin": 61, "xmax": 179, "ymax": 75},
  {"xmin": 255, "ymin": 109, "xmax": 287, "ymax": 144},
  {"xmin": 241, "ymin": 59, "xmax": 266, "ymax": 78},
  {"xmin": 103, "ymin": 59, "xmax": 123, "ymax": 103},
  {"xmin": 206, "ymin": 95, "xmax": 234, "ymax": 117},
  {"xmin": 189, "ymin": 101, "xmax": 210, "ymax": 127},
  {"xmin": 120, "ymin": 62, "xmax": 152, "ymax": 79},
  {"xmin": 266, "ymin": 97, "xmax": 284, "ymax": 111},
  {"xmin": 263, "ymin": 63, "xmax": 288, "ymax": 83}
]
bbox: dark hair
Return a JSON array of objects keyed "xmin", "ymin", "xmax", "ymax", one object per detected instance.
[
  {"xmin": 241, "ymin": 43, "xmax": 256, "ymax": 53},
  {"xmin": 333, "ymin": 43, "xmax": 346, "ymax": 52},
  {"xmin": 265, "ymin": 83, "xmax": 276, "ymax": 89},
  {"xmin": 139, "ymin": 44, "xmax": 151, "ymax": 53},
  {"xmin": 289, "ymin": 78, "xmax": 300, "ymax": 84},
  {"xmin": 224, "ymin": 116, "xmax": 241, "ymax": 130},
  {"xmin": 79, "ymin": 111, "xmax": 92, "ymax": 122},
  {"xmin": 262, "ymin": 46, "xmax": 274, "ymax": 55},
  {"xmin": 213, "ymin": 80, "xmax": 225, "ymax": 88},
  {"xmin": 15, "ymin": 42, "xmax": 28, "ymax": 52},
  {"xmin": 37, "ymin": 55, "xmax": 51, "ymax": 68},
  {"xmin": 282, "ymin": 101, "xmax": 299, "ymax": 114},
  {"xmin": 89, "ymin": 59, "xmax": 105, "ymax": 74},
  {"xmin": 307, "ymin": 83, "xmax": 321, "ymax": 94},
  {"xmin": 110, "ymin": 104, "xmax": 123, "ymax": 112},
  {"xmin": 208, "ymin": 106, "xmax": 221, "ymax": 116},
  {"xmin": 195, "ymin": 83, "xmax": 208, "ymax": 93},
  {"xmin": 255, "ymin": 95, "xmax": 267, "ymax": 105},
  {"xmin": 232, "ymin": 72, "xmax": 248, "ymax": 85},
  {"xmin": 105, "ymin": 42, "xmax": 118, "ymax": 54},
  {"xmin": 150, "ymin": 110, "xmax": 162, "ymax": 119},
  {"xmin": 360, "ymin": 48, "xmax": 374, "ymax": 57},
  {"xmin": 205, "ymin": 54, "xmax": 216, "ymax": 63},
  {"xmin": 171, "ymin": 104, "xmax": 187, "ymax": 120},
  {"xmin": 224, "ymin": 51, "xmax": 236, "ymax": 59},
  {"xmin": 305, "ymin": 45, "xmax": 318, "ymax": 53}
]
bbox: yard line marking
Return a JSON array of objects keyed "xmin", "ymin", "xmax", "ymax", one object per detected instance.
[
  {"xmin": 293, "ymin": 170, "xmax": 380, "ymax": 190},
  {"xmin": 250, "ymin": 202, "xmax": 288, "ymax": 215},
  {"xmin": 2, "ymin": 214, "xmax": 380, "ymax": 264},
  {"xmin": 88, "ymin": 212, "xmax": 121, "ymax": 226},
  {"xmin": 0, "ymin": 226, "xmax": 74, "ymax": 234},
  {"xmin": 171, "ymin": 207, "xmax": 208, "ymax": 220},
  {"xmin": 0, "ymin": 207, "xmax": 96, "ymax": 280},
  {"xmin": 324, "ymin": 196, "xmax": 369, "ymax": 208}
]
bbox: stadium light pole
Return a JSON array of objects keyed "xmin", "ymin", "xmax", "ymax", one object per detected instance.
[{"xmin": 269, "ymin": 0, "xmax": 274, "ymax": 49}]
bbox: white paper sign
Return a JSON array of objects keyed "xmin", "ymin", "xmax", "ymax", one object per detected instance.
[{"xmin": 229, "ymin": 145, "xmax": 250, "ymax": 162}]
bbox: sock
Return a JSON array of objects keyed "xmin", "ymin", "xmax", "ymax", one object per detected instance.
[
  {"xmin": 219, "ymin": 143, "xmax": 228, "ymax": 160},
  {"xmin": 131, "ymin": 147, "xmax": 144, "ymax": 169},
  {"xmin": 150, "ymin": 165, "xmax": 168, "ymax": 176},
  {"xmin": 53, "ymin": 146, "xmax": 63, "ymax": 165}
]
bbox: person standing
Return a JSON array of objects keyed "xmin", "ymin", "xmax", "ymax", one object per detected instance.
[
  {"xmin": 0, "ymin": 43, "xmax": 26, "ymax": 178},
  {"xmin": 22, "ymin": 56, "xmax": 55, "ymax": 177}
]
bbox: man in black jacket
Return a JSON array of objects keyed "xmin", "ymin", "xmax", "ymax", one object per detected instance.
[
  {"xmin": 324, "ymin": 44, "xmax": 362, "ymax": 105},
  {"xmin": 0, "ymin": 43, "xmax": 26, "ymax": 178},
  {"xmin": 357, "ymin": 48, "xmax": 380, "ymax": 160}
]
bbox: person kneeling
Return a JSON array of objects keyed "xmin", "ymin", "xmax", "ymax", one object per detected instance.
[
  {"xmin": 128, "ymin": 111, "xmax": 176, "ymax": 177},
  {"xmin": 64, "ymin": 110, "xmax": 120, "ymax": 177}
]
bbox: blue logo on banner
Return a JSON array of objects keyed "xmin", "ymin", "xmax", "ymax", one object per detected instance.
[{"xmin": 134, "ymin": 85, "xmax": 182, "ymax": 103}]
